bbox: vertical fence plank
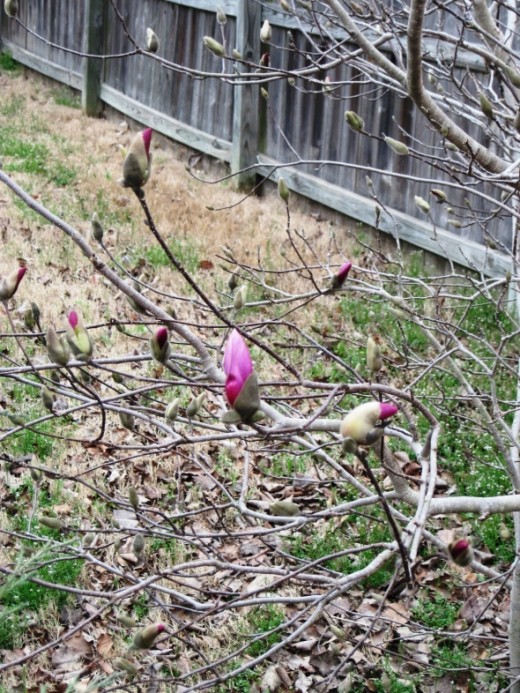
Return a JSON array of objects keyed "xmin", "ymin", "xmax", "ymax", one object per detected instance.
[
  {"xmin": 231, "ymin": 0, "xmax": 261, "ymax": 189},
  {"xmin": 82, "ymin": 0, "xmax": 106, "ymax": 115}
]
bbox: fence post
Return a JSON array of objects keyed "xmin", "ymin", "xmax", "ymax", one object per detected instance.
[
  {"xmin": 82, "ymin": 0, "xmax": 105, "ymax": 116},
  {"xmin": 231, "ymin": 1, "xmax": 261, "ymax": 189}
]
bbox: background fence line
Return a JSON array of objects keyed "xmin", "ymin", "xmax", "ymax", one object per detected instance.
[{"xmin": 0, "ymin": 0, "xmax": 512, "ymax": 277}]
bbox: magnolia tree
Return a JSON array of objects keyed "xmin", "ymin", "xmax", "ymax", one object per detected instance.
[{"xmin": 0, "ymin": 0, "xmax": 520, "ymax": 691}]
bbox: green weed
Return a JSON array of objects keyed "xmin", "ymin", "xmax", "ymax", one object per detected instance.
[
  {"xmin": 242, "ymin": 604, "xmax": 285, "ymax": 657},
  {"xmin": 0, "ymin": 51, "xmax": 20, "ymax": 73},
  {"xmin": 0, "ymin": 547, "xmax": 83, "ymax": 649},
  {"xmin": 412, "ymin": 592, "xmax": 460, "ymax": 629},
  {"xmin": 52, "ymin": 85, "xmax": 81, "ymax": 109},
  {"xmin": 143, "ymin": 237, "xmax": 201, "ymax": 274}
]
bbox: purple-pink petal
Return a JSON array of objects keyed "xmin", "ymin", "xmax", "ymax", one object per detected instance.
[
  {"xmin": 155, "ymin": 326, "xmax": 168, "ymax": 348},
  {"xmin": 337, "ymin": 261, "xmax": 352, "ymax": 282},
  {"xmin": 15, "ymin": 266, "xmax": 27, "ymax": 292},
  {"xmin": 379, "ymin": 402, "xmax": 398, "ymax": 420},
  {"xmin": 142, "ymin": 128, "xmax": 152, "ymax": 159},
  {"xmin": 223, "ymin": 330, "xmax": 253, "ymax": 406},
  {"xmin": 68, "ymin": 310, "xmax": 78, "ymax": 330}
]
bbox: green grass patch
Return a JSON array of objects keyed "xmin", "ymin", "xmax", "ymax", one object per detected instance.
[
  {"xmin": 412, "ymin": 592, "xmax": 460, "ymax": 629},
  {"xmin": 51, "ymin": 85, "xmax": 81, "ymax": 109},
  {"xmin": 0, "ymin": 547, "xmax": 83, "ymax": 649},
  {"xmin": 143, "ymin": 237, "xmax": 201, "ymax": 274},
  {"xmin": 0, "ymin": 50, "xmax": 20, "ymax": 73}
]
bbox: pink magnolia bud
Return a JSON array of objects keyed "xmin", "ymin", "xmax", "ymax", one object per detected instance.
[
  {"xmin": 331, "ymin": 261, "xmax": 352, "ymax": 290},
  {"xmin": 340, "ymin": 400, "xmax": 398, "ymax": 446},
  {"xmin": 66, "ymin": 310, "xmax": 94, "ymax": 360},
  {"xmin": 0, "ymin": 266, "xmax": 27, "ymax": 301},
  {"xmin": 132, "ymin": 623, "xmax": 165, "ymax": 650},
  {"xmin": 449, "ymin": 538, "xmax": 474, "ymax": 567},
  {"xmin": 150, "ymin": 326, "xmax": 171, "ymax": 364},
  {"xmin": 121, "ymin": 129, "xmax": 153, "ymax": 189},
  {"xmin": 222, "ymin": 330, "xmax": 262, "ymax": 423},
  {"xmin": 223, "ymin": 330, "xmax": 253, "ymax": 406}
]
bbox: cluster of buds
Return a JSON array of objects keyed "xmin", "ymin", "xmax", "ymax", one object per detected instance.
[
  {"xmin": 0, "ymin": 264, "xmax": 26, "ymax": 302},
  {"xmin": 341, "ymin": 401, "xmax": 398, "ymax": 448},
  {"xmin": 120, "ymin": 128, "xmax": 152, "ymax": 189},
  {"xmin": 221, "ymin": 330, "xmax": 263, "ymax": 424}
]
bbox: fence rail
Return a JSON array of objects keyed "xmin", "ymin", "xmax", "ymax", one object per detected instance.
[{"xmin": 0, "ymin": 0, "xmax": 512, "ymax": 277}]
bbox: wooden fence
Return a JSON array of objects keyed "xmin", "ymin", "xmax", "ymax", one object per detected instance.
[{"xmin": 0, "ymin": 0, "xmax": 512, "ymax": 277}]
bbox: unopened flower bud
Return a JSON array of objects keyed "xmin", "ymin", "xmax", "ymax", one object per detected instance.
[
  {"xmin": 331, "ymin": 261, "xmax": 352, "ymax": 290},
  {"xmin": 41, "ymin": 386, "xmax": 56, "ymax": 412},
  {"xmin": 261, "ymin": 87, "xmax": 269, "ymax": 100},
  {"xmin": 128, "ymin": 487, "xmax": 139, "ymax": 510},
  {"xmin": 131, "ymin": 623, "xmax": 165, "ymax": 650},
  {"xmin": 119, "ymin": 411, "xmax": 135, "ymax": 430},
  {"xmin": 165, "ymin": 398, "xmax": 180, "ymax": 422},
  {"xmin": 345, "ymin": 110, "xmax": 364, "ymax": 132},
  {"xmin": 414, "ymin": 195, "xmax": 430, "ymax": 214},
  {"xmin": 117, "ymin": 614, "xmax": 138, "ymax": 627},
  {"xmin": 40, "ymin": 516, "xmax": 62, "ymax": 530},
  {"xmin": 366, "ymin": 336, "xmax": 382, "ymax": 373},
  {"xmin": 150, "ymin": 326, "xmax": 171, "ymax": 364},
  {"xmin": 228, "ymin": 271, "xmax": 239, "ymax": 292},
  {"xmin": 430, "ymin": 188, "xmax": 447, "ymax": 203},
  {"xmin": 260, "ymin": 19, "xmax": 272, "ymax": 43},
  {"xmin": 145, "ymin": 27, "xmax": 160, "ymax": 53},
  {"xmin": 0, "ymin": 265, "xmax": 26, "ymax": 301},
  {"xmin": 269, "ymin": 499, "xmax": 300, "ymax": 516},
  {"xmin": 234, "ymin": 285, "xmax": 248, "ymax": 310},
  {"xmin": 30, "ymin": 467, "xmax": 42, "ymax": 483},
  {"xmin": 384, "ymin": 136, "xmax": 409, "ymax": 155},
  {"xmin": 4, "ymin": 0, "xmax": 17, "ymax": 17},
  {"xmin": 479, "ymin": 92, "xmax": 494, "ymax": 119},
  {"xmin": 133, "ymin": 533, "xmax": 145, "ymax": 555},
  {"xmin": 232, "ymin": 48, "xmax": 242, "ymax": 60},
  {"xmin": 203, "ymin": 36, "xmax": 225, "ymax": 57},
  {"xmin": 91, "ymin": 213, "xmax": 104, "ymax": 242},
  {"xmin": 448, "ymin": 538, "xmax": 474, "ymax": 567},
  {"xmin": 46, "ymin": 326, "xmax": 71, "ymax": 366},
  {"xmin": 216, "ymin": 5, "xmax": 227, "ymax": 24},
  {"xmin": 114, "ymin": 658, "xmax": 138, "ymax": 677},
  {"xmin": 499, "ymin": 522, "xmax": 511, "ymax": 541},
  {"xmin": 278, "ymin": 177, "xmax": 290, "ymax": 203},
  {"xmin": 121, "ymin": 129, "xmax": 152, "ymax": 189},
  {"xmin": 186, "ymin": 392, "xmax": 205, "ymax": 418}
]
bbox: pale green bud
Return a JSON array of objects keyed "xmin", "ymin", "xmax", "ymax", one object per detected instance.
[
  {"xmin": 4, "ymin": 0, "xmax": 18, "ymax": 17},
  {"xmin": 479, "ymin": 92, "xmax": 494, "ymax": 119},
  {"xmin": 91, "ymin": 213, "xmax": 104, "ymax": 242},
  {"xmin": 269, "ymin": 499, "xmax": 300, "ymax": 516},
  {"xmin": 345, "ymin": 110, "xmax": 364, "ymax": 132},
  {"xmin": 165, "ymin": 398, "xmax": 180, "ymax": 422},
  {"xmin": 203, "ymin": 36, "xmax": 225, "ymax": 57},
  {"xmin": 146, "ymin": 28, "xmax": 160, "ymax": 53},
  {"xmin": 414, "ymin": 195, "xmax": 430, "ymax": 214},
  {"xmin": 384, "ymin": 136, "xmax": 409, "ymax": 155},
  {"xmin": 366, "ymin": 336, "xmax": 382, "ymax": 373},
  {"xmin": 40, "ymin": 516, "xmax": 62, "ymax": 530},
  {"xmin": 260, "ymin": 19, "xmax": 272, "ymax": 42},
  {"xmin": 128, "ymin": 487, "xmax": 139, "ymax": 510},
  {"xmin": 216, "ymin": 5, "xmax": 227, "ymax": 24},
  {"xmin": 278, "ymin": 177, "xmax": 290, "ymax": 203},
  {"xmin": 234, "ymin": 285, "xmax": 247, "ymax": 310},
  {"xmin": 430, "ymin": 188, "xmax": 447, "ymax": 203}
]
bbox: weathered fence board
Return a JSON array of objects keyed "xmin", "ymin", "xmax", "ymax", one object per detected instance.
[{"xmin": 0, "ymin": 0, "xmax": 514, "ymax": 276}]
